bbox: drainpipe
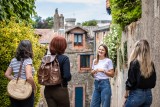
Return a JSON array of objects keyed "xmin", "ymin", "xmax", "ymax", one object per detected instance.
[{"xmin": 94, "ymin": 32, "xmax": 96, "ymax": 58}]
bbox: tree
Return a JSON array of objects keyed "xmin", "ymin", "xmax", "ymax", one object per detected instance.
[
  {"xmin": 82, "ymin": 20, "xmax": 97, "ymax": 26},
  {"xmin": 32, "ymin": 15, "xmax": 43, "ymax": 28},
  {"xmin": 0, "ymin": 0, "xmax": 36, "ymax": 21},
  {"xmin": 45, "ymin": 17, "xmax": 54, "ymax": 28},
  {"xmin": 33, "ymin": 16, "xmax": 54, "ymax": 29}
]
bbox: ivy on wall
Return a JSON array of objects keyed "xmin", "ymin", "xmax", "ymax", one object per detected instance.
[
  {"xmin": 104, "ymin": 0, "xmax": 141, "ymax": 68},
  {"xmin": 118, "ymin": 41, "xmax": 128, "ymax": 70},
  {"xmin": 123, "ymin": 41, "xmax": 128, "ymax": 66},
  {"xmin": 110, "ymin": 0, "xmax": 141, "ymax": 29},
  {"xmin": 104, "ymin": 24, "xmax": 122, "ymax": 67}
]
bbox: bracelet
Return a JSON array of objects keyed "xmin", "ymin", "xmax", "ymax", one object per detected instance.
[
  {"xmin": 92, "ymin": 70, "xmax": 95, "ymax": 73},
  {"xmin": 103, "ymin": 70, "xmax": 105, "ymax": 73}
]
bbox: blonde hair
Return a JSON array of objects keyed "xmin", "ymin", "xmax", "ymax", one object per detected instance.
[{"xmin": 128, "ymin": 39, "xmax": 153, "ymax": 78}]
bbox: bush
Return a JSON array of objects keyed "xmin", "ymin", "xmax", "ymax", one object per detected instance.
[
  {"xmin": 110, "ymin": 0, "xmax": 141, "ymax": 29},
  {"xmin": 104, "ymin": 24, "xmax": 122, "ymax": 67},
  {"xmin": 0, "ymin": 19, "xmax": 45, "ymax": 107}
]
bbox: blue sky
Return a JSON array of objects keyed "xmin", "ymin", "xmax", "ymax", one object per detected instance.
[{"xmin": 35, "ymin": 0, "xmax": 111, "ymax": 23}]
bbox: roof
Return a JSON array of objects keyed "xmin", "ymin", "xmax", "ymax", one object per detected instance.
[
  {"xmin": 35, "ymin": 29, "xmax": 64, "ymax": 44},
  {"xmin": 93, "ymin": 25, "xmax": 110, "ymax": 32},
  {"xmin": 65, "ymin": 25, "xmax": 89, "ymax": 33},
  {"xmin": 83, "ymin": 26, "xmax": 98, "ymax": 38}
]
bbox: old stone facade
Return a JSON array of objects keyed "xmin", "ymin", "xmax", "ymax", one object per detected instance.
[
  {"xmin": 36, "ymin": 8, "xmax": 111, "ymax": 107},
  {"xmin": 53, "ymin": 8, "xmax": 64, "ymax": 31},
  {"xmin": 111, "ymin": 0, "xmax": 160, "ymax": 107},
  {"xmin": 65, "ymin": 26, "xmax": 94, "ymax": 107},
  {"xmin": 93, "ymin": 25, "xmax": 110, "ymax": 55}
]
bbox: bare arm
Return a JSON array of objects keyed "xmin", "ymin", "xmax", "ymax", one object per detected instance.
[
  {"xmin": 5, "ymin": 67, "xmax": 14, "ymax": 80},
  {"xmin": 25, "ymin": 65, "xmax": 37, "ymax": 92},
  {"xmin": 95, "ymin": 68, "xmax": 114, "ymax": 78},
  {"xmin": 105, "ymin": 69, "xmax": 114, "ymax": 78}
]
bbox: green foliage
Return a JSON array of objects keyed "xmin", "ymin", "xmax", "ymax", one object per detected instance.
[
  {"xmin": 118, "ymin": 41, "xmax": 128, "ymax": 70},
  {"xmin": 0, "ymin": 19, "xmax": 45, "ymax": 107},
  {"xmin": 110, "ymin": 0, "xmax": 141, "ymax": 29},
  {"xmin": 0, "ymin": 72, "xmax": 10, "ymax": 106},
  {"xmin": 104, "ymin": 24, "xmax": 122, "ymax": 67},
  {"xmin": 32, "ymin": 15, "xmax": 54, "ymax": 29},
  {"xmin": 0, "ymin": 0, "xmax": 36, "ymax": 22},
  {"xmin": 123, "ymin": 41, "xmax": 128, "ymax": 65},
  {"xmin": 82, "ymin": 20, "xmax": 97, "ymax": 26}
]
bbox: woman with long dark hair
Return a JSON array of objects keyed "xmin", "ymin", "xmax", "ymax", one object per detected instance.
[
  {"xmin": 5, "ymin": 40, "xmax": 36, "ymax": 107},
  {"xmin": 124, "ymin": 40, "xmax": 156, "ymax": 107},
  {"xmin": 90, "ymin": 44, "xmax": 114, "ymax": 107}
]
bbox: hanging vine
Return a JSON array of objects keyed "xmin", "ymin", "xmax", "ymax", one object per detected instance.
[
  {"xmin": 110, "ymin": 0, "xmax": 141, "ymax": 29},
  {"xmin": 104, "ymin": 24, "xmax": 122, "ymax": 68}
]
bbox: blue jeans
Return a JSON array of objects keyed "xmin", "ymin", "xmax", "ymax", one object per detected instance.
[
  {"xmin": 9, "ymin": 92, "xmax": 34, "ymax": 107},
  {"xmin": 125, "ymin": 89, "xmax": 152, "ymax": 107},
  {"xmin": 90, "ymin": 79, "xmax": 111, "ymax": 107}
]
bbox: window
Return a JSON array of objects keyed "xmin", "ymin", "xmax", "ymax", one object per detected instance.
[
  {"xmin": 80, "ymin": 55, "xmax": 90, "ymax": 68},
  {"xmin": 74, "ymin": 33, "xmax": 83, "ymax": 45}
]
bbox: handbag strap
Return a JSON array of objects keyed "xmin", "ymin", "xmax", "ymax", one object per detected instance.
[{"xmin": 16, "ymin": 59, "xmax": 24, "ymax": 83}]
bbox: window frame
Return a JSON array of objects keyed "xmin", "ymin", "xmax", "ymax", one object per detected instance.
[
  {"xmin": 72, "ymin": 85, "xmax": 85, "ymax": 107},
  {"xmin": 74, "ymin": 33, "xmax": 83, "ymax": 46},
  {"xmin": 80, "ymin": 54, "xmax": 90, "ymax": 68}
]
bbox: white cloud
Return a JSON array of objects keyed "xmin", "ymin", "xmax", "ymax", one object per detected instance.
[
  {"xmin": 37, "ymin": 0, "xmax": 102, "ymax": 4},
  {"xmin": 62, "ymin": 4, "xmax": 111, "ymax": 23},
  {"xmin": 35, "ymin": 0, "xmax": 111, "ymax": 23}
]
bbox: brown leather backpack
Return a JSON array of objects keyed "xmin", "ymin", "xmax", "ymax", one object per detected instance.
[{"xmin": 38, "ymin": 55, "xmax": 62, "ymax": 85}]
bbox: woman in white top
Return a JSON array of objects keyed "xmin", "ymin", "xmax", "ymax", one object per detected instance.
[
  {"xmin": 5, "ymin": 40, "xmax": 36, "ymax": 107},
  {"xmin": 90, "ymin": 44, "xmax": 114, "ymax": 107}
]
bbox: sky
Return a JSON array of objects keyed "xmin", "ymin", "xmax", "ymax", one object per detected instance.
[{"xmin": 35, "ymin": 0, "xmax": 111, "ymax": 23}]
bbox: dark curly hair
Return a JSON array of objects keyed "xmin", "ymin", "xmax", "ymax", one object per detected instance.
[{"xmin": 16, "ymin": 40, "xmax": 33, "ymax": 61}]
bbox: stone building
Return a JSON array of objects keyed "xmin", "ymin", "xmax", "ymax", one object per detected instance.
[
  {"xmin": 53, "ymin": 8, "xmax": 64, "ymax": 31},
  {"xmin": 93, "ymin": 25, "xmax": 110, "ymax": 55},
  {"xmin": 63, "ymin": 24, "xmax": 111, "ymax": 107},
  {"xmin": 65, "ymin": 18, "xmax": 76, "ymax": 29},
  {"xmin": 65, "ymin": 25, "xmax": 94, "ymax": 107},
  {"xmin": 35, "ymin": 8, "xmax": 112, "ymax": 107}
]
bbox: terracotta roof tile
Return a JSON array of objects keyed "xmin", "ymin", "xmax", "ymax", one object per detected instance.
[{"xmin": 35, "ymin": 29, "xmax": 60, "ymax": 44}]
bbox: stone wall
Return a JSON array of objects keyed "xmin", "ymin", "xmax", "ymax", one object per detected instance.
[
  {"xmin": 65, "ymin": 52, "xmax": 94, "ymax": 107},
  {"xmin": 65, "ymin": 27, "xmax": 94, "ymax": 107},
  {"xmin": 111, "ymin": 0, "xmax": 160, "ymax": 107}
]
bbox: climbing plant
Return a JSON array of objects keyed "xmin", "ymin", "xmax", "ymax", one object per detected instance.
[
  {"xmin": 110, "ymin": 0, "xmax": 141, "ymax": 29},
  {"xmin": 104, "ymin": 24, "xmax": 122, "ymax": 67}
]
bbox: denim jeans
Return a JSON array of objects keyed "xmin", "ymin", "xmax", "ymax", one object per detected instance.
[
  {"xmin": 125, "ymin": 89, "xmax": 152, "ymax": 107},
  {"xmin": 90, "ymin": 79, "xmax": 111, "ymax": 107},
  {"xmin": 10, "ymin": 92, "xmax": 34, "ymax": 107}
]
